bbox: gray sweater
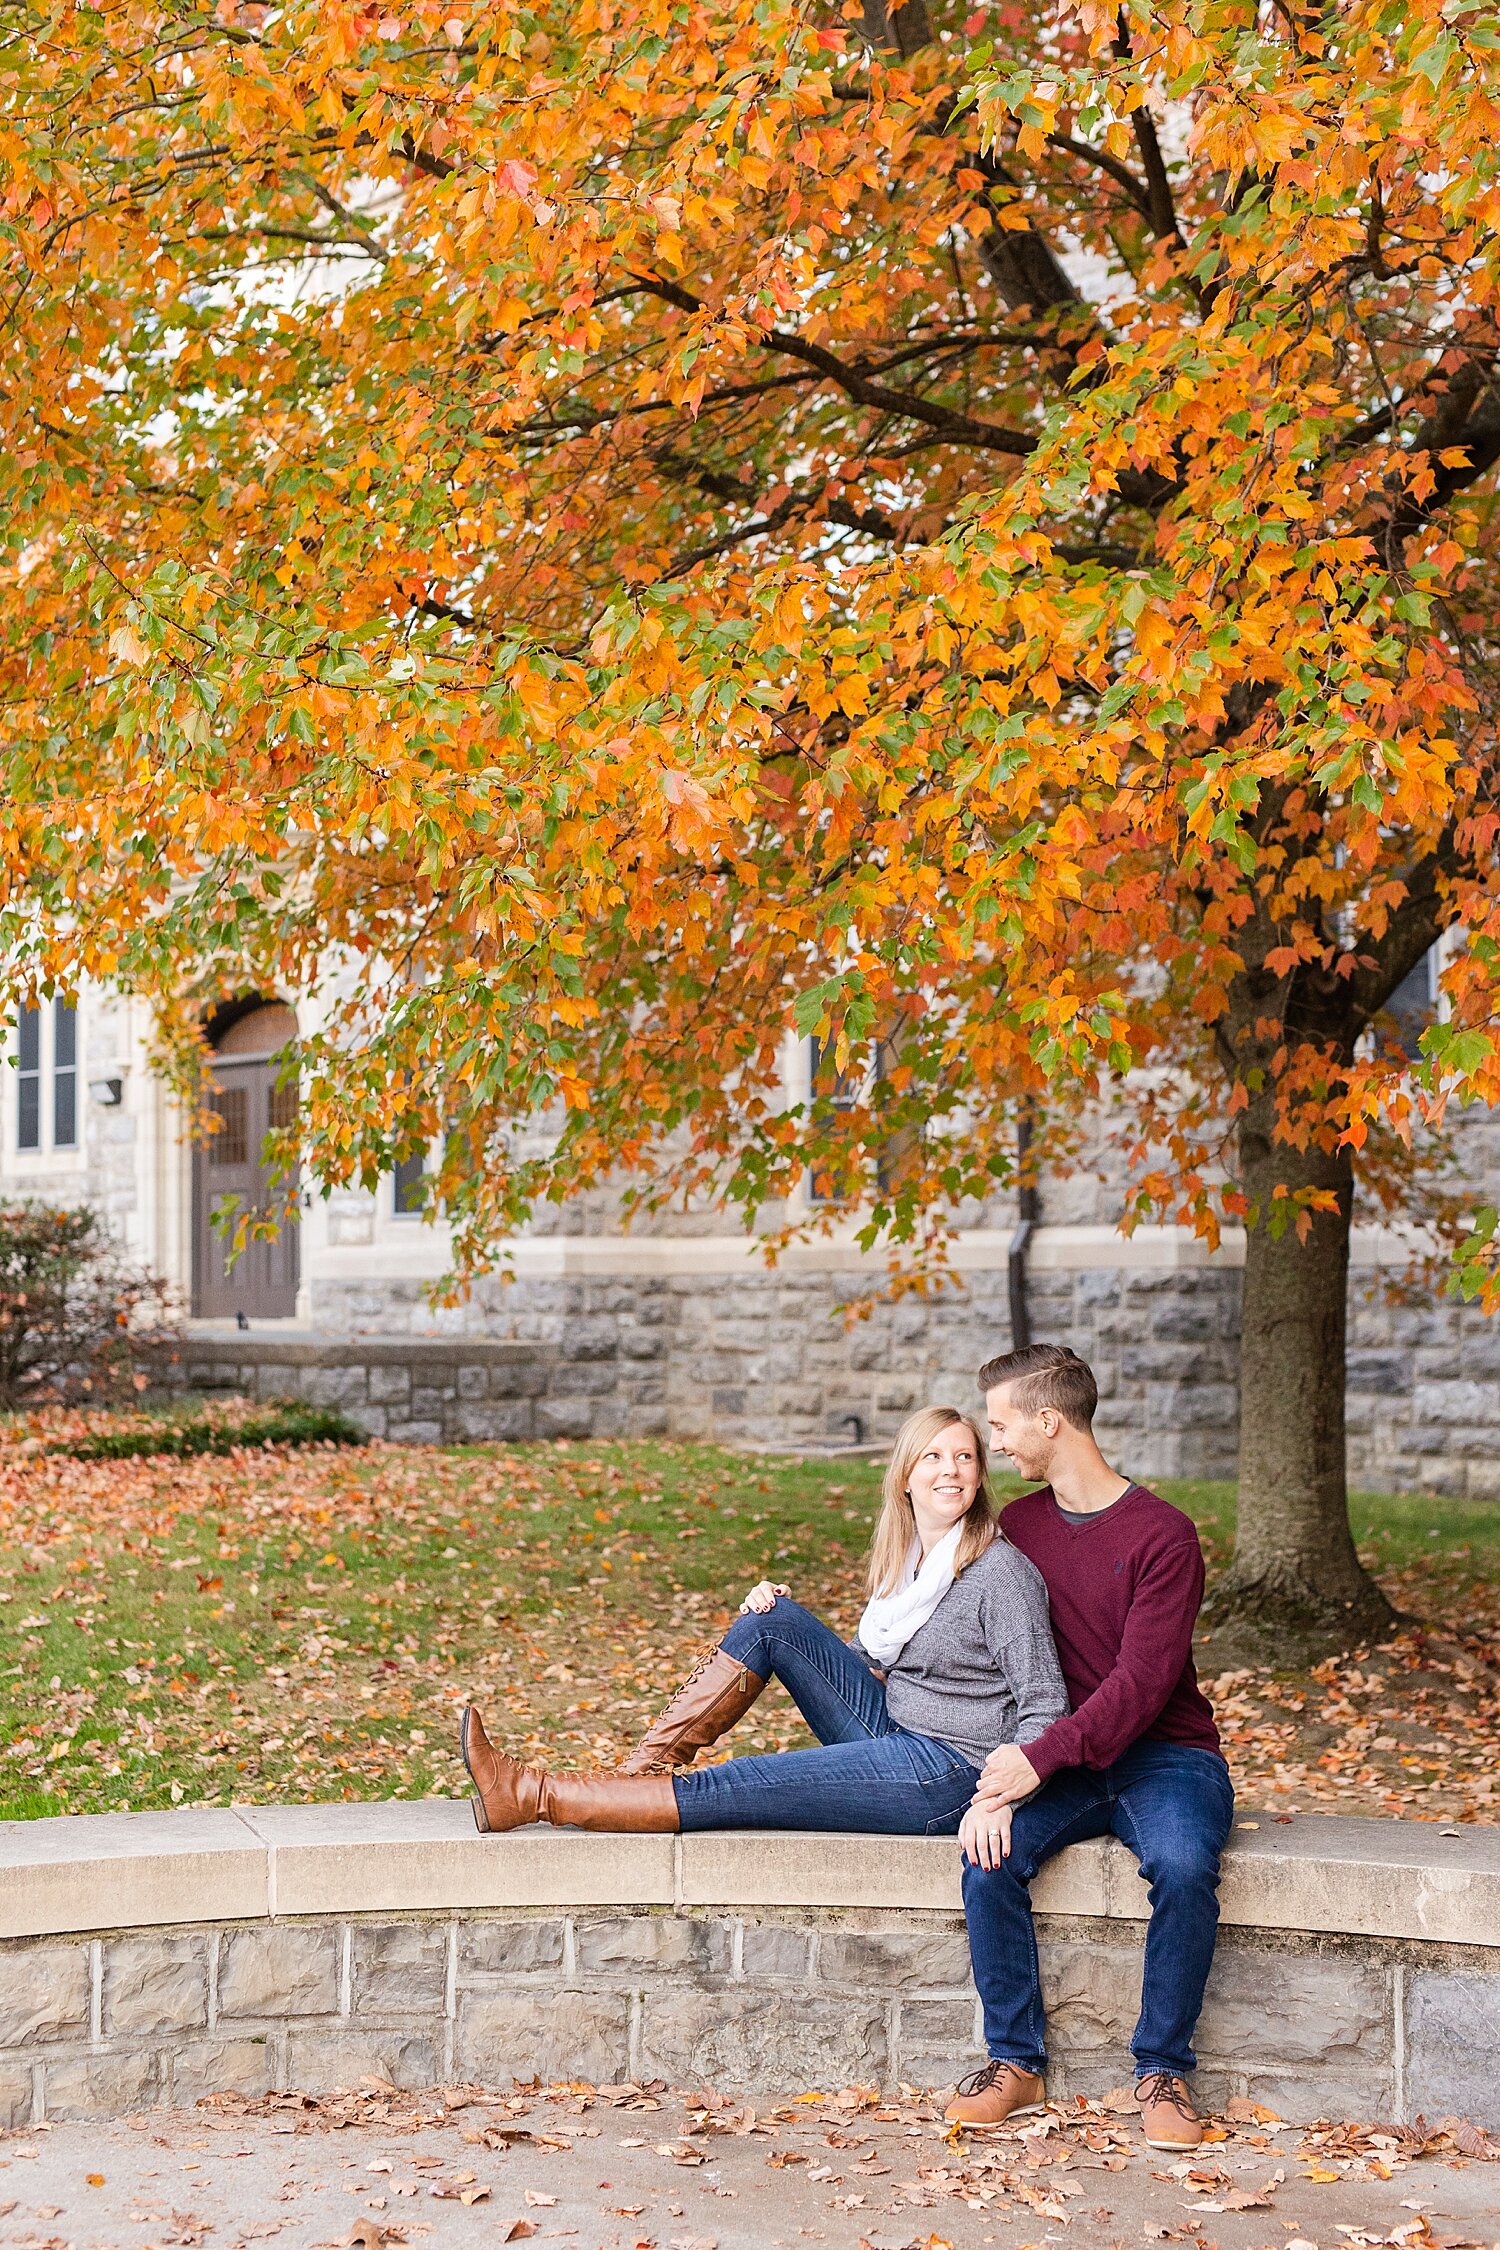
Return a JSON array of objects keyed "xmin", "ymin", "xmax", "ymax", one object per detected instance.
[{"xmin": 851, "ymin": 1537, "xmax": 1069, "ymax": 1768}]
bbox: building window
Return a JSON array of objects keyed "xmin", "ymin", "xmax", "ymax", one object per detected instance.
[
  {"xmin": 1387, "ymin": 948, "xmax": 1438, "ymax": 1063},
  {"xmin": 393, "ymin": 1149, "xmax": 428, "ymax": 1216},
  {"xmin": 16, "ymin": 1005, "xmax": 40, "ymax": 1151},
  {"xmin": 52, "ymin": 1001, "xmax": 77, "ymax": 1149}
]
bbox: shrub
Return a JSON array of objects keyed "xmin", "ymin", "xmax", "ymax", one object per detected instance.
[
  {"xmin": 58, "ymin": 1396, "xmax": 365, "ymax": 1460},
  {"xmin": 0, "ymin": 1202, "xmax": 176, "ymax": 1408}
]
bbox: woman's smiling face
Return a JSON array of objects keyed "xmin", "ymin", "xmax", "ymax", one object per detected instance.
[{"xmin": 906, "ymin": 1423, "xmax": 982, "ymax": 1532}]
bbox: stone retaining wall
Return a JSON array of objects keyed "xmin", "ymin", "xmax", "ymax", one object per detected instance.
[
  {"xmin": 0, "ymin": 1804, "xmax": 1495, "ymax": 2128},
  {"xmin": 168, "ymin": 1247, "xmax": 1500, "ymax": 1492}
]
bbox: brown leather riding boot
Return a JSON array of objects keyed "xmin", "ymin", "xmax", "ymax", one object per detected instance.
[
  {"xmin": 461, "ymin": 1707, "xmax": 679, "ymax": 1835},
  {"xmin": 619, "ymin": 1646, "xmax": 767, "ymax": 1775}
]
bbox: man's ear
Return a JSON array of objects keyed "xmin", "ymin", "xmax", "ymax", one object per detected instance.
[{"xmin": 1038, "ymin": 1407, "xmax": 1061, "ymax": 1438}]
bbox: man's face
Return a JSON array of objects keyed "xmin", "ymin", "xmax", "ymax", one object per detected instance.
[{"xmin": 986, "ymin": 1382, "xmax": 1056, "ymax": 1481}]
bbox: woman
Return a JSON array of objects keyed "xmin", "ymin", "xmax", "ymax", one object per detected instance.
[{"xmin": 460, "ymin": 1404, "xmax": 1068, "ymax": 1845}]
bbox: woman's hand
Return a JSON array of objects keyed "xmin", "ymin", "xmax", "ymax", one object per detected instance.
[
  {"xmin": 959, "ymin": 1799, "xmax": 1014, "ymax": 1872},
  {"xmin": 739, "ymin": 1580, "xmax": 790, "ymax": 1614}
]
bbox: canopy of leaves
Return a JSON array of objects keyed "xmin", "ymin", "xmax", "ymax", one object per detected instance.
[{"xmin": 3, "ymin": 0, "xmax": 1499, "ymax": 1282}]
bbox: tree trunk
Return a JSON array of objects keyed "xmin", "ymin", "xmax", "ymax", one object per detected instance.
[{"xmin": 1210, "ymin": 1092, "xmax": 1398, "ymax": 1652}]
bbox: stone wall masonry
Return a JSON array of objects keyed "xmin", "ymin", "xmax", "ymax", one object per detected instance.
[
  {"xmin": 173, "ymin": 1248, "xmax": 1500, "ymax": 1493},
  {"xmin": 0, "ymin": 1804, "xmax": 1494, "ymax": 2127}
]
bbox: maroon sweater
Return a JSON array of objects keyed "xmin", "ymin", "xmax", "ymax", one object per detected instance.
[{"xmin": 1000, "ymin": 1483, "xmax": 1221, "ymax": 1784}]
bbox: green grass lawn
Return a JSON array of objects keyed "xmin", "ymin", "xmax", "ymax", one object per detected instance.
[{"xmin": 0, "ymin": 1427, "xmax": 1495, "ymax": 1822}]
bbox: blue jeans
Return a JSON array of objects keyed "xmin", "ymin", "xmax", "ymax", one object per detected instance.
[
  {"xmin": 671, "ymin": 1598, "xmax": 979, "ymax": 1836},
  {"xmin": 963, "ymin": 1741, "xmax": 1235, "ymax": 2080}
]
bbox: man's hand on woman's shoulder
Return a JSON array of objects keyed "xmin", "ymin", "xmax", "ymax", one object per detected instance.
[
  {"xmin": 739, "ymin": 1579, "xmax": 791, "ymax": 1614},
  {"xmin": 976, "ymin": 1743, "xmax": 1041, "ymax": 1807}
]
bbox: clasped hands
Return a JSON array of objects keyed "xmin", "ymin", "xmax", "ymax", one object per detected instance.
[{"xmin": 957, "ymin": 1742, "xmax": 1041, "ymax": 1873}]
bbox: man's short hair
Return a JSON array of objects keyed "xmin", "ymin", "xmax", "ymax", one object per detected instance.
[{"xmin": 977, "ymin": 1343, "xmax": 1098, "ymax": 1431}]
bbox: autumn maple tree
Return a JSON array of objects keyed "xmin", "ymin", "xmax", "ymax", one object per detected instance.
[{"xmin": 4, "ymin": 0, "xmax": 1500, "ymax": 1645}]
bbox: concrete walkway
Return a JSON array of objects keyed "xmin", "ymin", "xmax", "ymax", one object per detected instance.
[{"xmin": 1, "ymin": 2085, "xmax": 1493, "ymax": 2250}]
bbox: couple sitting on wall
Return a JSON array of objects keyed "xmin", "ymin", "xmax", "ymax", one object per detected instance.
[{"xmin": 461, "ymin": 1341, "xmax": 1233, "ymax": 2153}]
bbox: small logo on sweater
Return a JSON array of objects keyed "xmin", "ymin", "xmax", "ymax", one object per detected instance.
[{"xmin": 1113, "ymin": 1557, "xmax": 1125, "ymax": 1573}]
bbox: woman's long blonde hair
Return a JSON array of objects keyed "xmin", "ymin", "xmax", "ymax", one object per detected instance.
[{"xmin": 866, "ymin": 1405, "xmax": 998, "ymax": 1597}]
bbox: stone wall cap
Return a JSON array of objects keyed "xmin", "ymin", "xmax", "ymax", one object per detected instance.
[
  {"xmin": 0, "ymin": 1807, "xmax": 268, "ymax": 1940},
  {"xmin": 0, "ymin": 1803, "xmax": 1493, "ymax": 1948},
  {"xmin": 169, "ymin": 1335, "xmax": 549, "ymax": 1369}
]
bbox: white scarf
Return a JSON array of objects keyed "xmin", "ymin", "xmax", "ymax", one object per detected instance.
[{"xmin": 856, "ymin": 1525, "xmax": 964, "ymax": 1665}]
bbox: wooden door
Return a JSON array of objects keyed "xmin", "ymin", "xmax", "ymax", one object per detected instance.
[{"xmin": 192, "ymin": 1056, "xmax": 300, "ymax": 1318}]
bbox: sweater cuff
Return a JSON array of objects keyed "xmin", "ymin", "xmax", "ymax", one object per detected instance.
[{"xmin": 1018, "ymin": 1720, "xmax": 1075, "ymax": 1786}]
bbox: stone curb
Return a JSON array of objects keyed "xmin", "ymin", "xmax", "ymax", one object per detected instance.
[{"xmin": 0, "ymin": 1803, "xmax": 1494, "ymax": 1947}]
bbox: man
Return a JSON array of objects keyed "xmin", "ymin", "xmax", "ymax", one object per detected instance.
[{"xmin": 946, "ymin": 1342, "xmax": 1233, "ymax": 2150}]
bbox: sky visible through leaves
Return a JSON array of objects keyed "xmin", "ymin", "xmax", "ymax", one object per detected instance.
[{"xmin": 0, "ymin": 1430, "xmax": 1494, "ymax": 1823}]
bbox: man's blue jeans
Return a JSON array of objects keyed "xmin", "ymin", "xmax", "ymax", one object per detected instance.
[
  {"xmin": 671, "ymin": 1598, "xmax": 979, "ymax": 1835},
  {"xmin": 962, "ymin": 1741, "xmax": 1235, "ymax": 2080}
]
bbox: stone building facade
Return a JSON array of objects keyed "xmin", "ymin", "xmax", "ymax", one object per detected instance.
[{"xmin": 6, "ymin": 978, "xmax": 1500, "ymax": 1494}]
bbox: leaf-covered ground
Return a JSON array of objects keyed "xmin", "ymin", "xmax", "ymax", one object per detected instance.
[
  {"xmin": 8, "ymin": 2079, "xmax": 1498, "ymax": 2250},
  {"xmin": 0, "ymin": 1425, "xmax": 1495, "ymax": 1823}
]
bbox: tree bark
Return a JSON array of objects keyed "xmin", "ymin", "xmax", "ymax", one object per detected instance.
[{"xmin": 1211, "ymin": 1089, "xmax": 1398, "ymax": 1650}]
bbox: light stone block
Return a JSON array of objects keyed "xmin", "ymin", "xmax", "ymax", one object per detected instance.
[
  {"xmin": 43, "ymin": 2050, "xmax": 162, "ymax": 2120},
  {"xmin": 238, "ymin": 1801, "xmax": 675, "ymax": 1916},
  {"xmin": 282, "ymin": 2028, "xmax": 439, "ymax": 2093},
  {"xmin": 459, "ymin": 1920, "xmax": 565, "ymax": 1976},
  {"xmin": 573, "ymin": 1914, "xmax": 730, "ymax": 1976},
  {"xmin": 895, "ymin": 1994, "xmax": 982, "ymax": 2091},
  {"xmin": 1236, "ymin": 2066, "xmax": 1397, "ymax": 2125},
  {"xmin": 169, "ymin": 2037, "xmax": 275, "ymax": 2104},
  {"xmin": 738, "ymin": 1922, "xmax": 813, "ymax": 1980},
  {"xmin": 1197, "ymin": 1948, "xmax": 1387, "ymax": 2064},
  {"xmin": 104, "ymin": 1932, "xmax": 209, "ymax": 2037},
  {"xmin": 456, "ymin": 1988, "xmax": 631, "ymax": 2085},
  {"xmin": 1405, "ymin": 1969, "xmax": 1500, "ymax": 2126},
  {"xmin": 679, "ymin": 1832, "xmax": 962, "ymax": 1911},
  {"xmin": 0, "ymin": 2063, "xmax": 33, "ymax": 2130},
  {"xmin": 1039, "ymin": 1940, "xmax": 1141, "ymax": 2050},
  {"xmin": 0, "ymin": 1808, "xmax": 267, "ymax": 1939},
  {"xmin": 0, "ymin": 1941, "xmax": 90, "ymax": 2046},
  {"xmin": 217, "ymin": 1925, "xmax": 340, "ymax": 2020},
  {"xmin": 1211, "ymin": 1815, "xmax": 1500, "ymax": 1948},
  {"xmin": 816, "ymin": 1928, "xmax": 972, "ymax": 1991},
  {"xmin": 637, "ymin": 1988, "xmax": 887, "ymax": 2091},
  {"xmin": 351, "ymin": 1923, "xmax": 450, "ymax": 2016}
]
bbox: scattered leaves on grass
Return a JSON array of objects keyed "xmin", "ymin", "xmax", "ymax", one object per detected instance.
[{"xmin": 0, "ymin": 1426, "xmax": 1494, "ymax": 1822}]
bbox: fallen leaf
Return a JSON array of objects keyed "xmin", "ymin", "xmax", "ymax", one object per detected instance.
[
  {"xmin": 522, "ymin": 2193, "xmax": 557, "ymax": 2209},
  {"xmin": 500, "ymin": 2227, "xmax": 537, "ymax": 2245}
]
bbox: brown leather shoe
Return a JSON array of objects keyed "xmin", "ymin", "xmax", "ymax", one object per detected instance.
[
  {"xmin": 461, "ymin": 1707, "xmax": 679, "ymax": 1835},
  {"xmin": 619, "ymin": 1646, "xmax": 767, "ymax": 1775},
  {"xmin": 1134, "ymin": 2071, "xmax": 1202, "ymax": 2150},
  {"xmin": 943, "ymin": 2060, "xmax": 1046, "ymax": 2127}
]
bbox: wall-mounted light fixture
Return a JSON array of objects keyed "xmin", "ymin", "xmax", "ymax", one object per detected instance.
[{"xmin": 88, "ymin": 1075, "xmax": 125, "ymax": 1107}]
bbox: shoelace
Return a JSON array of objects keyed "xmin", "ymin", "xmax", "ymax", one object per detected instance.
[
  {"xmin": 1135, "ymin": 2071, "xmax": 1196, "ymax": 2119},
  {"xmin": 954, "ymin": 2060, "xmax": 1028, "ymax": 2098}
]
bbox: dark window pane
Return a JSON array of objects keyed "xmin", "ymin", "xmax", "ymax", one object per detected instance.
[
  {"xmin": 267, "ymin": 1077, "xmax": 298, "ymax": 1134},
  {"xmin": 53, "ymin": 1000, "xmax": 76, "ymax": 1069},
  {"xmin": 209, "ymin": 1086, "xmax": 249, "ymax": 1166},
  {"xmin": 1387, "ymin": 949, "xmax": 1437, "ymax": 1063},
  {"xmin": 17, "ymin": 1073, "xmax": 39, "ymax": 1152},
  {"xmin": 53, "ymin": 1068, "xmax": 76, "ymax": 1149},
  {"xmin": 17, "ymin": 1005, "xmax": 39, "ymax": 1074},
  {"xmin": 393, "ymin": 1150, "xmax": 428, "ymax": 1214}
]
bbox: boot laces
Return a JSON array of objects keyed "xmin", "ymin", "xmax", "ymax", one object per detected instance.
[
  {"xmin": 954, "ymin": 2059, "xmax": 1028, "ymax": 2098},
  {"xmin": 1135, "ymin": 2071, "xmax": 1196, "ymax": 2119},
  {"xmin": 642, "ymin": 1642, "xmax": 722, "ymax": 1722}
]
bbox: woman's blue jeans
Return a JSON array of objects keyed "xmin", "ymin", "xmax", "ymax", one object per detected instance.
[
  {"xmin": 670, "ymin": 1597, "xmax": 979, "ymax": 1836},
  {"xmin": 962, "ymin": 1741, "xmax": 1235, "ymax": 2080}
]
